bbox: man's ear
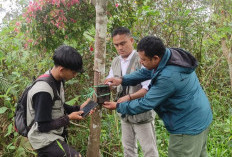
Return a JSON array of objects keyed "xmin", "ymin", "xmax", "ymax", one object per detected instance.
[
  {"xmin": 130, "ymin": 37, "xmax": 134, "ymax": 44},
  {"xmin": 153, "ymin": 55, "xmax": 159, "ymax": 60},
  {"xmin": 153, "ymin": 55, "xmax": 161, "ymax": 63},
  {"xmin": 58, "ymin": 66, "xmax": 65, "ymax": 73}
]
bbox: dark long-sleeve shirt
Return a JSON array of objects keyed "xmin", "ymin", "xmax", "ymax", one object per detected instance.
[{"xmin": 32, "ymin": 79, "xmax": 80, "ymax": 132}]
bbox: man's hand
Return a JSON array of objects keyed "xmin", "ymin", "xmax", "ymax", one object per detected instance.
[
  {"xmin": 117, "ymin": 95, "xmax": 130, "ymax": 103},
  {"xmin": 103, "ymin": 101, "xmax": 117, "ymax": 110},
  {"xmin": 104, "ymin": 77, "xmax": 122, "ymax": 87},
  {"xmin": 68, "ymin": 111, "xmax": 84, "ymax": 120}
]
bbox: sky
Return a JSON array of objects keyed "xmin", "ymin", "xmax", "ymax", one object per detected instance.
[{"xmin": 0, "ymin": 0, "xmax": 19, "ymax": 24}]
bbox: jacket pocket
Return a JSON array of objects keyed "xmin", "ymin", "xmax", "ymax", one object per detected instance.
[{"xmin": 122, "ymin": 110, "xmax": 155, "ymax": 124}]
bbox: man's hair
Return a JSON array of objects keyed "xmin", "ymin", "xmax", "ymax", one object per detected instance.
[
  {"xmin": 111, "ymin": 27, "xmax": 131, "ymax": 38},
  {"xmin": 137, "ymin": 36, "xmax": 166, "ymax": 58},
  {"xmin": 53, "ymin": 45, "xmax": 83, "ymax": 72}
]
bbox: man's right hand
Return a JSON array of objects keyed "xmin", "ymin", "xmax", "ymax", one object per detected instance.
[
  {"xmin": 103, "ymin": 101, "xmax": 117, "ymax": 110},
  {"xmin": 104, "ymin": 77, "xmax": 122, "ymax": 86},
  {"xmin": 68, "ymin": 111, "xmax": 84, "ymax": 120}
]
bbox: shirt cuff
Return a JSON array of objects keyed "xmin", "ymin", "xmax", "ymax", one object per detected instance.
[{"xmin": 116, "ymin": 103, "xmax": 120, "ymax": 109}]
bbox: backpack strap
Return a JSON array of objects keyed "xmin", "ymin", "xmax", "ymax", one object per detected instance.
[
  {"xmin": 35, "ymin": 74, "xmax": 60, "ymax": 102},
  {"xmin": 26, "ymin": 74, "xmax": 61, "ymax": 130},
  {"xmin": 27, "ymin": 74, "xmax": 60, "ymax": 128}
]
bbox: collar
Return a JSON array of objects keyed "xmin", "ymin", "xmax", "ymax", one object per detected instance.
[
  {"xmin": 49, "ymin": 69, "xmax": 62, "ymax": 84},
  {"xmin": 151, "ymin": 48, "xmax": 171, "ymax": 74},
  {"xmin": 156, "ymin": 48, "xmax": 171, "ymax": 71},
  {"xmin": 119, "ymin": 50, "xmax": 136, "ymax": 62}
]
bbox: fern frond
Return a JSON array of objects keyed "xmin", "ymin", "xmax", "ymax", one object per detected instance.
[{"xmin": 0, "ymin": 75, "xmax": 10, "ymax": 93}]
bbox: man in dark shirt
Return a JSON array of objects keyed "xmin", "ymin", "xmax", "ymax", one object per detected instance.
[{"xmin": 27, "ymin": 45, "xmax": 90, "ymax": 157}]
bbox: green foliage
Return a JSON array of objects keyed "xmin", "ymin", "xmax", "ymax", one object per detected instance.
[
  {"xmin": 0, "ymin": 10, "xmax": 56, "ymax": 154},
  {"xmin": 207, "ymin": 87, "xmax": 232, "ymax": 156},
  {"xmin": 155, "ymin": 119, "xmax": 169, "ymax": 156},
  {"xmin": 21, "ymin": 0, "xmax": 95, "ymax": 51},
  {"xmin": 107, "ymin": 0, "xmax": 210, "ymax": 76},
  {"xmin": 100, "ymin": 111, "xmax": 123, "ymax": 156}
]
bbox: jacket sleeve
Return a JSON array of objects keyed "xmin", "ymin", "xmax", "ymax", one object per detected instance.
[
  {"xmin": 122, "ymin": 68, "xmax": 153, "ymax": 86},
  {"xmin": 64, "ymin": 103, "xmax": 80, "ymax": 114},
  {"xmin": 117, "ymin": 76, "xmax": 176, "ymax": 115}
]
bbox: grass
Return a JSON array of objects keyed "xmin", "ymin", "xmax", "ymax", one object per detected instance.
[{"xmin": 0, "ymin": 85, "xmax": 231, "ymax": 157}]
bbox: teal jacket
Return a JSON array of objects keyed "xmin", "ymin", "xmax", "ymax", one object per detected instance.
[{"xmin": 117, "ymin": 48, "xmax": 213, "ymax": 135}]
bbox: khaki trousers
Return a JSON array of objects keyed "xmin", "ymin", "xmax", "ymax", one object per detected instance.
[
  {"xmin": 168, "ymin": 127, "xmax": 210, "ymax": 157},
  {"xmin": 121, "ymin": 120, "xmax": 159, "ymax": 157}
]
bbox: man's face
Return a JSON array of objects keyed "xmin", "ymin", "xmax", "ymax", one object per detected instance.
[
  {"xmin": 113, "ymin": 34, "xmax": 134, "ymax": 58},
  {"xmin": 60, "ymin": 68, "xmax": 77, "ymax": 81},
  {"xmin": 138, "ymin": 51, "xmax": 161, "ymax": 70}
]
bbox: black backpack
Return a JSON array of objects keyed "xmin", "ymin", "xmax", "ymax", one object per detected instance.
[{"xmin": 14, "ymin": 73, "xmax": 59, "ymax": 137}]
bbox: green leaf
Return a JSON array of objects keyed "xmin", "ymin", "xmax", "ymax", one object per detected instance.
[
  {"xmin": 218, "ymin": 26, "xmax": 232, "ymax": 33},
  {"xmin": 7, "ymin": 143, "xmax": 15, "ymax": 150},
  {"xmin": 142, "ymin": 5, "xmax": 150, "ymax": 11},
  {"xmin": 83, "ymin": 32, "xmax": 94, "ymax": 42},
  {"xmin": 8, "ymin": 146, "xmax": 16, "ymax": 150},
  {"xmin": 0, "ymin": 107, "xmax": 8, "ymax": 114},
  {"xmin": 184, "ymin": 9, "xmax": 191, "ymax": 16},
  {"xmin": 0, "ymin": 51, "xmax": 4, "ymax": 60},
  {"xmin": 65, "ymin": 96, "xmax": 80, "ymax": 106},
  {"xmin": 62, "ymin": 28, "xmax": 65, "ymax": 34},
  {"xmin": 5, "ymin": 123, "xmax": 13, "ymax": 137},
  {"xmin": 56, "ymin": 140, "xmax": 65, "ymax": 153}
]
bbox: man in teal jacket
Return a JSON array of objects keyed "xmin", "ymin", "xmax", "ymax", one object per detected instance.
[{"xmin": 104, "ymin": 36, "xmax": 213, "ymax": 157}]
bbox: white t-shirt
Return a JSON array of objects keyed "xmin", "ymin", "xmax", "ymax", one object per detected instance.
[{"xmin": 107, "ymin": 50, "xmax": 150, "ymax": 90}]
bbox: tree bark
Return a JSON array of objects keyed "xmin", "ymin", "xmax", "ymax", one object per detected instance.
[
  {"xmin": 86, "ymin": 0, "xmax": 107, "ymax": 156},
  {"xmin": 221, "ymin": 37, "xmax": 232, "ymax": 90}
]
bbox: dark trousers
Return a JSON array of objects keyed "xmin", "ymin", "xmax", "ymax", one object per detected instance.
[{"xmin": 37, "ymin": 140, "xmax": 80, "ymax": 157}]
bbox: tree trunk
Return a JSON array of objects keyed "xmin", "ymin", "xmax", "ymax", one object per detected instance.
[
  {"xmin": 221, "ymin": 37, "xmax": 232, "ymax": 90},
  {"xmin": 86, "ymin": 0, "xmax": 108, "ymax": 156}
]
